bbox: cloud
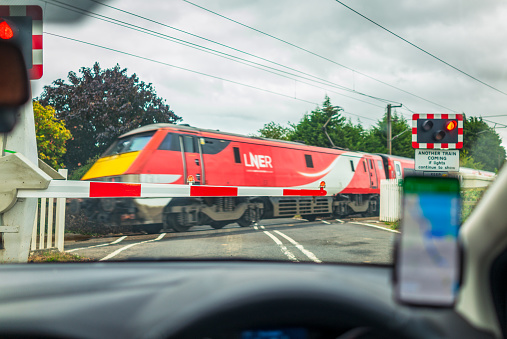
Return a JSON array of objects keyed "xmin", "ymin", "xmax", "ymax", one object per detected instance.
[{"xmin": 22, "ymin": 0, "xmax": 507, "ymax": 148}]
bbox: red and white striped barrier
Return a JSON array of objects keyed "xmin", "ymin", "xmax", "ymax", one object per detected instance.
[{"xmin": 16, "ymin": 180, "xmax": 328, "ymax": 198}]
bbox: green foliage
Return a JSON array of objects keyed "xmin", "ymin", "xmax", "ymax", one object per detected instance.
[
  {"xmin": 288, "ymin": 96, "xmax": 365, "ymax": 150},
  {"xmin": 257, "ymin": 121, "xmax": 293, "ymax": 140},
  {"xmin": 385, "ymin": 221, "xmax": 399, "ymax": 230},
  {"xmin": 362, "ymin": 112, "xmax": 413, "ymax": 158},
  {"xmin": 463, "ymin": 117, "xmax": 505, "ymax": 172},
  {"xmin": 462, "ymin": 188, "xmax": 487, "ymax": 221},
  {"xmin": 460, "ymin": 150, "xmax": 484, "ymax": 170},
  {"xmin": 37, "ymin": 62, "xmax": 181, "ymax": 170},
  {"xmin": 33, "ymin": 101, "xmax": 72, "ymax": 170},
  {"xmin": 68, "ymin": 155, "xmax": 100, "ymax": 180}
]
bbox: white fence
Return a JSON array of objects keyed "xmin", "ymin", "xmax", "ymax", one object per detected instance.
[
  {"xmin": 380, "ymin": 179, "xmax": 402, "ymax": 222},
  {"xmin": 30, "ymin": 169, "xmax": 67, "ymax": 252}
]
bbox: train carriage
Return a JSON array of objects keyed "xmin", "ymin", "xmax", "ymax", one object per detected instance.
[{"xmin": 79, "ymin": 124, "xmax": 413, "ymax": 232}]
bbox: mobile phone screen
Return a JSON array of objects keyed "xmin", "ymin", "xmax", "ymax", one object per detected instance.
[{"xmin": 395, "ymin": 176, "xmax": 461, "ymax": 306}]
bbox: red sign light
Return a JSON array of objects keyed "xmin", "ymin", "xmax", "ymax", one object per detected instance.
[
  {"xmin": 0, "ymin": 21, "xmax": 14, "ymax": 40},
  {"xmin": 446, "ymin": 120, "xmax": 457, "ymax": 131}
]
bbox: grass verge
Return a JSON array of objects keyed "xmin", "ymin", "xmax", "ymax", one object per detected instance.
[
  {"xmin": 29, "ymin": 251, "xmax": 94, "ymax": 263},
  {"xmin": 384, "ymin": 221, "xmax": 399, "ymax": 231}
]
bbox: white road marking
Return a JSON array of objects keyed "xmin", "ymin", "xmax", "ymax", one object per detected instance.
[
  {"xmin": 253, "ymin": 225, "xmax": 258, "ymax": 230},
  {"xmin": 66, "ymin": 236, "xmax": 127, "ymax": 253},
  {"xmin": 99, "ymin": 233, "xmax": 166, "ymax": 261},
  {"xmin": 260, "ymin": 225, "xmax": 265, "ymax": 229},
  {"xmin": 350, "ymin": 222, "xmax": 400, "ymax": 234},
  {"xmin": 273, "ymin": 230, "xmax": 322, "ymax": 263},
  {"xmin": 335, "ymin": 219, "xmax": 345, "ymax": 224},
  {"xmin": 262, "ymin": 231, "xmax": 299, "ymax": 262},
  {"xmin": 321, "ymin": 220, "xmax": 331, "ymax": 225}
]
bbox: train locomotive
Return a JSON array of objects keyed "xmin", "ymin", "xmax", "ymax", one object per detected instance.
[{"xmin": 77, "ymin": 123, "xmax": 486, "ymax": 233}]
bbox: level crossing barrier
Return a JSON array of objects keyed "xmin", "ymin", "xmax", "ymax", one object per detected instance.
[
  {"xmin": 21, "ymin": 178, "xmax": 326, "ymax": 252},
  {"xmin": 17, "ymin": 181, "xmax": 327, "ymax": 199},
  {"xmin": 380, "ymin": 179, "xmax": 402, "ymax": 222}
]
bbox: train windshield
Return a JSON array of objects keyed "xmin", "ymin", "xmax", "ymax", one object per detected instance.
[
  {"xmin": 102, "ymin": 132, "xmax": 155, "ymax": 157},
  {"xmin": 1, "ymin": 0, "xmax": 504, "ymax": 265}
]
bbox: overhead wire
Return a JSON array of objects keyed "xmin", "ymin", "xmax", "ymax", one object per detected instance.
[
  {"xmin": 44, "ymin": 32, "xmax": 381, "ymax": 122},
  {"xmin": 333, "ymin": 0, "xmax": 507, "ymax": 97},
  {"xmin": 482, "ymin": 119, "xmax": 507, "ymax": 129},
  {"xmin": 43, "ymin": 32, "xmax": 319, "ymax": 106},
  {"xmin": 480, "ymin": 114, "xmax": 507, "ymax": 118},
  {"xmin": 181, "ymin": 0, "xmax": 458, "ymax": 113},
  {"xmin": 44, "ymin": 0, "xmax": 397, "ymax": 108}
]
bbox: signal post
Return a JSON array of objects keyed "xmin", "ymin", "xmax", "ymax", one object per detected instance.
[{"xmin": 412, "ymin": 114, "xmax": 464, "ymax": 177}]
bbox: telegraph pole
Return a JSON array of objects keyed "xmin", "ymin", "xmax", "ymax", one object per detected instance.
[{"xmin": 387, "ymin": 104, "xmax": 402, "ymax": 154}]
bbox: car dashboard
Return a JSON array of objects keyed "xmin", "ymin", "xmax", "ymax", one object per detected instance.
[{"xmin": 0, "ymin": 261, "xmax": 496, "ymax": 339}]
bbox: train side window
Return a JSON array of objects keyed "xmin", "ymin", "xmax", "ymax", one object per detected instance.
[
  {"xmin": 183, "ymin": 136, "xmax": 195, "ymax": 153},
  {"xmin": 363, "ymin": 160, "xmax": 367, "ymax": 172},
  {"xmin": 350, "ymin": 160, "xmax": 355, "ymax": 172},
  {"xmin": 233, "ymin": 147, "xmax": 241, "ymax": 163},
  {"xmin": 202, "ymin": 138, "xmax": 231, "ymax": 155},
  {"xmin": 377, "ymin": 160, "xmax": 383, "ymax": 170},
  {"xmin": 158, "ymin": 133, "xmax": 180, "ymax": 151},
  {"xmin": 305, "ymin": 154, "xmax": 314, "ymax": 168}
]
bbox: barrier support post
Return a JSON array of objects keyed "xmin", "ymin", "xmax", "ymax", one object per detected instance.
[{"xmin": 55, "ymin": 169, "xmax": 67, "ymax": 252}]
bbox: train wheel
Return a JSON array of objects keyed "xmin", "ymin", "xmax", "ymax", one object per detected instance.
[
  {"xmin": 141, "ymin": 224, "xmax": 162, "ymax": 234},
  {"xmin": 365, "ymin": 197, "xmax": 379, "ymax": 217},
  {"xmin": 210, "ymin": 221, "xmax": 229, "ymax": 229},
  {"xmin": 302, "ymin": 215, "xmax": 317, "ymax": 222},
  {"xmin": 164, "ymin": 213, "xmax": 192, "ymax": 233},
  {"xmin": 236, "ymin": 217, "xmax": 252, "ymax": 227},
  {"xmin": 163, "ymin": 198, "xmax": 194, "ymax": 232}
]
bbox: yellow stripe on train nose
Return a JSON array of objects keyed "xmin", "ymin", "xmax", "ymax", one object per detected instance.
[{"xmin": 81, "ymin": 151, "xmax": 141, "ymax": 180}]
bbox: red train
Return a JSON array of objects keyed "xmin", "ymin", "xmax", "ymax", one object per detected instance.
[{"xmin": 80, "ymin": 124, "xmax": 414, "ymax": 232}]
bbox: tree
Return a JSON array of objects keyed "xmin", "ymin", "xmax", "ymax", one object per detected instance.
[
  {"xmin": 257, "ymin": 121, "xmax": 293, "ymax": 140},
  {"xmin": 288, "ymin": 96, "xmax": 366, "ymax": 150},
  {"xmin": 37, "ymin": 62, "xmax": 181, "ymax": 170},
  {"xmin": 33, "ymin": 101, "xmax": 72, "ymax": 170},
  {"xmin": 460, "ymin": 150, "xmax": 484, "ymax": 170},
  {"xmin": 362, "ymin": 111, "xmax": 413, "ymax": 158},
  {"xmin": 463, "ymin": 116, "xmax": 505, "ymax": 172}
]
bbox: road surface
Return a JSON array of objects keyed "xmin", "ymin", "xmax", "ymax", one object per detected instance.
[{"xmin": 65, "ymin": 218, "xmax": 397, "ymax": 264}]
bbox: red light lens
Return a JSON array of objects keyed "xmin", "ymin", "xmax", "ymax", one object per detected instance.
[
  {"xmin": 446, "ymin": 121, "xmax": 457, "ymax": 131},
  {"xmin": 0, "ymin": 21, "xmax": 14, "ymax": 40}
]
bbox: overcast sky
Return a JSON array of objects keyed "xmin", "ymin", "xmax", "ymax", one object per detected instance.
[{"xmin": 8, "ymin": 0, "xmax": 507, "ymax": 146}]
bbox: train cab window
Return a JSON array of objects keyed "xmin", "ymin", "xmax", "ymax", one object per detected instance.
[
  {"xmin": 158, "ymin": 133, "xmax": 180, "ymax": 151},
  {"xmin": 305, "ymin": 154, "xmax": 314, "ymax": 168},
  {"xmin": 369, "ymin": 159, "xmax": 374, "ymax": 169},
  {"xmin": 395, "ymin": 163, "xmax": 402, "ymax": 178},
  {"xmin": 350, "ymin": 160, "xmax": 355, "ymax": 172},
  {"xmin": 233, "ymin": 147, "xmax": 241, "ymax": 163},
  {"xmin": 183, "ymin": 135, "xmax": 196, "ymax": 153},
  {"xmin": 102, "ymin": 131, "xmax": 155, "ymax": 156}
]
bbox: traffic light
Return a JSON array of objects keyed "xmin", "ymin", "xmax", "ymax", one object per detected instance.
[
  {"xmin": 412, "ymin": 114, "xmax": 463, "ymax": 149},
  {"xmin": 0, "ymin": 6, "xmax": 43, "ymax": 79}
]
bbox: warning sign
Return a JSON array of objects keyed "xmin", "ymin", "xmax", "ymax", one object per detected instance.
[{"xmin": 415, "ymin": 149, "xmax": 459, "ymax": 172}]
